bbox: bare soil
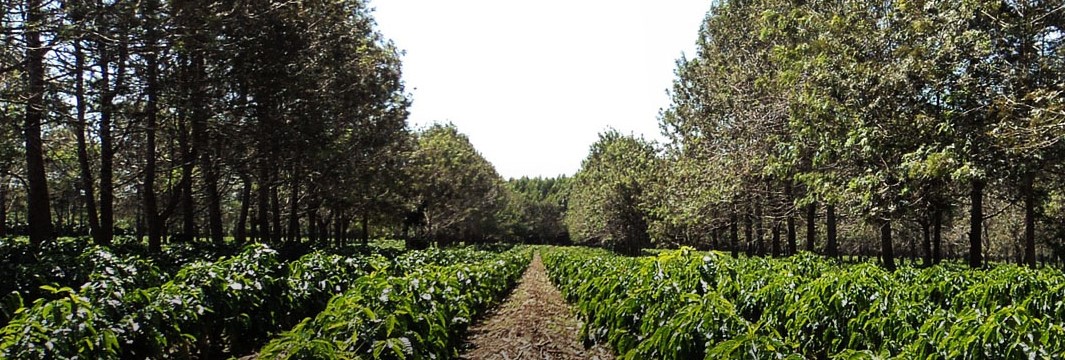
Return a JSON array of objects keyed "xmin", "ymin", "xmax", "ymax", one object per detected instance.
[{"xmin": 459, "ymin": 253, "xmax": 613, "ymax": 360}]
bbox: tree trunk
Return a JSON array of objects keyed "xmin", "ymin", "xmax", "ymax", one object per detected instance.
[
  {"xmin": 754, "ymin": 201, "xmax": 765, "ymax": 256},
  {"xmin": 144, "ymin": 104, "xmax": 161, "ymax": 251},
  {"xmin": 24, "ymin": 0, "xmax": 53, "ymax": 247},
  {"xmin": 729, "ymin": 212, "xmax": 739, "ymax": 258},
  {"xmin": 361, "ymin": 211, "xmax": 369, "ymax": 247},
  {"xmin": 179, "ymin": 115, "xmax": 195, "ymax": 242},
  {"xmin": 743, "ymin": 206, "xmax": 754, "ymax": 257},
  {"xmin": 909, "ymin": 225, "xmax": 918, "ymax": 266},
  {"xmin": 271, "ymin": 184, "xmax": 282, "ymax": 244},
  {"xmin": 235, "ymin": 176, "xmax": 252, "ymax": 244},
  {"xmin": 97, "ymin": 33, "xmax": 127, "ymax": 247},
  {"xmin": 0, "ymin": 182, "xmax": 7, "ymax": 236},
  {"xmin": 326, "ymin": 210, "xmax": 337, "ymax": 246},
  {"xmin": 100, "ymin": 94, "xmax": 114, "ymax": 243},
  {"xmin": 203, "ymin": 159, "xmax": 224, "ymax": 244},
  {"xmin": 785, "ymin": 181, "xmax": 796, "ymax": 256},
  {"xmin": 1022, "ymin": 174, "xmax": 1037, "ymax": 268},
  {"xmin": 932, "ymin": 205, "xmax": 942, "ymax": 264},
  {"xmin": 826, "ymin": 204, "xmax": 838, "ymax": 259},
  {"xmin": 921, "ymin": 214, "xmax": 932, "ymax": 267},
  {"xmin": 771, "ymin": 221, "xmax": 781, "ymax": 258},
  {"xmin": 159, "ymin": 133, "xmax": 182, "ymax": 236},
  {"xmin": 257, "ymin": 166, "xmax": 271, "ymax": 243},
  {"xmin": 333, "ymin": 212, "xmax": 344, "ymax": 248},
  {"xmin": 710, "ymin": 226, "xmax": 719, "ymax": 250},
  {"xmin": 969, "ymin": 179, "xmax": 984, "ymax": 268},
  {"xmin": 73, "ymin": 40, "xmax": 102, "ymax": 243},
  {"xmin": 187, "ymin": 52, "xmax": 223, "ymax": 244},
  {"xmin": 307, "ymin": 207, "xmax": 319, "ymax": 244},
  {"xmin": 805, "ymin": 202, "xmax": 816, "ymax": 253},
  {"xmin": 134, "ymin": 202, "xmax": 143, "ymax": 243},
  {"xmin": 880, "ymin": 220, "xmax": 896, "ymax": 271},
  {"xmin": 287, "ymin": 173, "xmax": 300, "ymax": 243},
  {"xmin": 144, "ymin": 16, "xmax": 162, "ymax": 251}
]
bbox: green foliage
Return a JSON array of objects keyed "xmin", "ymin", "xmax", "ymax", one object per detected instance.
[
  {"xmin": 543, "ymin": 246, "xmax": 1065, "ymax": 359},
  {"xmin": 283, "ymin": 251, "xmax": 376, "ymax": 322},
  {"xmin": 258, "ymin": 246, "xmax": 531, "ymax": 359},
  {"xmin": 3, "ymin": 244, "xmax": 298, "ymax": 358},
  {"xmin": 0, "ymin": 247, "xmax": 162, "ymax": 359},
  {"xmin": 565, "ymin": 131, "xmax": 657, "ymax": 255},
  {"xmin": 0, "ymin": 237, "xmax": 239, "ymax": 328},
  {"xmin": 122, "ymin": 243, "xmax": 419, "ymax": 358},
  {"xmin": 655, "ymin": 0, "xmax": 1065, "ymax": 266},
  {"xmin": 544, "ymin": 247, "xmax": 761, "ymax": 359},
  {"xmin": 409, "ymin": 124, "xmax": 512, "ymax": 245},
  {"xmin": 507, "ymin": 176, "xmax": 570, "ymax": 244},
  {"xmin": 0, "ymin": 240, "xmax": 531, "ymax": 359}
]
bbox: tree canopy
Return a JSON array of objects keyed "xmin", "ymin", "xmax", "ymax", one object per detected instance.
[{"xmin": 646, "ymin": 0, "xmax": 1065, "ymax": 268}]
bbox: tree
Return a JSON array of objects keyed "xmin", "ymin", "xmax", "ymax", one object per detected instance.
[
  {"xmin": 508, "ymin": 176, "xmax": 570, "ymax": 244},
  {"xmin": 982, "ymin": 0, "xmax": 1065, "ymax": 267},
  {"xmin": 566, "ymin": 131, "xmax": 657, "ymax": 256},
  {"xmin": 408, "ymin": 124, "xmax": 509, "ymax": 247},
  {"xmin": 22, "ymin": 0, "xmax": 53, "ymax": 246},
  {"xmin": 654, "ymin": 0, "xmax": 1065, "ymax": 269}
]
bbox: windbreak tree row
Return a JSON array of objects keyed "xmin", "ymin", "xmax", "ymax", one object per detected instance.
[
  {"xmin": 566, "ymin": 0, "xmax": 1065, "ymax": 268},
  {"xmin": 0, "ymin": 0, "xmax": 409, "ymax": 249},
  {"xmin": 0, "ymin": 0, "xmax": 560, "ymax": 252}
]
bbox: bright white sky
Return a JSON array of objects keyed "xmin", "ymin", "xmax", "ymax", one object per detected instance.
[{"xmin": 371, "ymin": 0, "xmax": 711, "ymax": 179}]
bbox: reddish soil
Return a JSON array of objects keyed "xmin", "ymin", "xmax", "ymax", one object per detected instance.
[{"xmin": 460, "ymin": 253, "xmax": 613, "ymax": 360}]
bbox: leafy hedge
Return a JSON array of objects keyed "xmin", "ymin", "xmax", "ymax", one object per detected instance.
[
  {"xmin": 258, "ymin": 246, "xmax": 531, "ymax": 359},
  {"xmin": 543, "ymin": 247, "xmax": 1065, "ymax": 359}
]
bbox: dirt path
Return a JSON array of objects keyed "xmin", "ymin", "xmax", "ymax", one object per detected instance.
[{"xmin": 460, "ymin": 253, "xmax": 613, "ymax": 360}]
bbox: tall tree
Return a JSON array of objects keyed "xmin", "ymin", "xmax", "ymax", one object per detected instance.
[
  {"xmin": 68, "ymin": 8, "xmax": 102, "ymax": 244},
  {"xmin": 566, "ymin": 131, "xmax": 657, "ymax": 256},
  {"xmin": 409, "ymin": 123, "xmax": 508, "ymax": 247},
  {"xmin": 23, "ymin": 0, "xmax": 53, "ymax": 246}
]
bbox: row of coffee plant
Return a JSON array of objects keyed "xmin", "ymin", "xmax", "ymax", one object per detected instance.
[
  {"xmin": 0, "ymin": 237, "xmax": 243, "ymax": 327},
  {"xmin": 258, "ymin": 246, "xmax": 531, "ymax": 359},
  {"xmin": 543, "ymin": 247, "xmax": 1065, "ymax": 359},
  {"xmin": 0, "ymin": 243, "xmax": 516, "ymax": 358}
]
